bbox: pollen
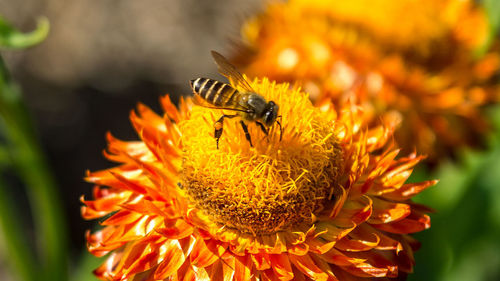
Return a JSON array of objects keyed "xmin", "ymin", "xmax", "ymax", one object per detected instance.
[{"xmin": 180, "ymin": 78, "xmax": 342, "ymax": 235}]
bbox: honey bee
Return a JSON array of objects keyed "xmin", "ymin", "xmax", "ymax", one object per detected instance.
[{"xmin": 190, "ymin": 51, "xmax": 282, "ymax": 149}]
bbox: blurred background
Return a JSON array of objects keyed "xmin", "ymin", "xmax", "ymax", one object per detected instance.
[{"xmin": 0, "ymin": 0, "xmax": 499, "ymax": 281}]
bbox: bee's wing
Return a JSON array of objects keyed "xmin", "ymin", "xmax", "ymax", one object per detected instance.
[
  {"xmin": 211, "ymin": 50, "xmax": 255, "ymax": 93},
  {"xmin": 192, "ymin": 94, "xmax": 253, "ymax": 113}
]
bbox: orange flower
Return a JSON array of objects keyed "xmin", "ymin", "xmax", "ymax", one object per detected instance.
[
  {"xmin": 82, "ymin": 77, "xmax": 436, "ymax": 280},
  {"xmin": 236, "ymin": 0, "xmax": 500, "ymax": 160}
]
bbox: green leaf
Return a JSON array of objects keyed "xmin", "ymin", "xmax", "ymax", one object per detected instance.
[
  {"xmin": 73, "ymin": 251, "xmax": 102, "ymax": 281},
  {"xmin": 411, "ymin": 135, "xmax": 500, "ymax": 281},
  {"xmin": 484, "ymin": 0, "xmax": 500, "ymax": 36},
  {"xmin": 0, "ymin": 16, "xmax": 49, "ymax": 49},
  {"xmin": 476, "ymin": 0, "xmax": 500, "ymax": 56},
  {"xmin": 0, "ymin": 53, "xmax": 68, "ymax": 280},
  {"xmin": 0, "ymin": 175, "xmax": 40, "ymax": 281}
]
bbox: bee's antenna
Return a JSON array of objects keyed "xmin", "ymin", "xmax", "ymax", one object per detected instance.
[{"xmin": 277, "ymin": 116, "xmax": 283, "ymax": 141}]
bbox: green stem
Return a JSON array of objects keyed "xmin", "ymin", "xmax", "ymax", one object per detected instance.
[
  {"xmin": 0, "ymin": 56, "xmax": 68, "ymax": 280},
  {"xmin": 0, "ymin": 173, "xmax": 39, "ymax": 281}
]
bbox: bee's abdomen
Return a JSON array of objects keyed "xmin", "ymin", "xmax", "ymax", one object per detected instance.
[{"xmin": 190, "ymin": 78, "xmax": 237, "ymax": 106}]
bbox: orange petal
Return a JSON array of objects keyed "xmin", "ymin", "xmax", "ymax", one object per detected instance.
[
  {"xmin": 105, "ymin": 132, "xmax": 151, "ymax": 162},
  {"xmin": 334, "ymin": 229, "xmax": 380, "ymax": 252},
  {"xmin": 191, "ymin": 263, "xmax": 211, "ymax": 280},
  {"xmin": 366, "ymin": 148, "xmax": 400, "ymax": 180},
  {"xmin": 269, "ymin": 254, "xmax": 294, "ymax": 281},
  {"xmin": 182, "ymin": 265, "xmax": 198, "ymax": 281},
  {"xmin": 86, "ymin": 166, "xmax": 142, "ymax": 191},
  {"xmin": 379, "ymin": 155, "xmax": 423, "ymax": 187},
  {"xmin": 124, "ymin": 217, "xmax": 162, "ymax": 242},
  {"xmin": 305, "ymin": 237, "xmax": 336, "ymax": 254},
  {"xmin": 328, "ymin": 185, "xmax": 347, "ymax": 218},
  {"xmin": 366, "ymin": 125, "xmax": 393, "ymax": 152},
  {"xmin": 371, "ymin": 211, "xmax": 430, "ymax": 234},
  {"xmin": 160, "ymin": 95, "xmax": 182, "ymax": 123},
  {"xmin": 131, "ymin": 103, "xmax": 167, "ymax": 135},
  {"xmin": 120, "ymin": 200, "xmax": 170, "ymax": 216},
  {"xmin": 289, "ymin": 253, "xmax": 329, "ymax": 281},
  {"xmin": 234, "ymin": 254, "xmax": 254, "ymax": 281},
  {"xmin": 368, "ymin": 197, "xmax": 411, "ymax": 224},
  {"xmin": 355, "ymin": 224, "xmax": 403, "ymax": 252},
  {"xmin": 190, "ymin": 238, "xmax": 227, "ymax": 268},
  {"xmin": 318, "ymin": 247, "xmax": 366, "ymax": 267},
  {"xmin": 287, "ymin": 242, "xmax": 310, "ymax": 256},
  {"xmin": 202, "ymin": 260, "xmax": 233, "ymax": 281},
  {"xmin": 101, "ymin": 209, "xmax": 143, "ymax": 226},
  {"xmin": 93, "ymin": 251, "xmax": 122, "ymax": 280},
  {"xmin": 382, "ymin": 180, "xmax": 437, "ymax": 200},
  {"xmin": 291, "ymin": 265, "xmax": 307, "ymax": 281},
  {"xmin": 154, "ymin": 240, "xmax": 187, "ymax": 279},
  {"xmin": 310, "ymin": 254, "xmax": 339, "ymax": 281},
  {"xmin": 251, "ymin": 253, "xmax": 272, "ymax": 270},
  {"xmin": 339, "ymin": 250, "xmax": 398, "ymax": 278},
  {"xmin": 80, "ymin": 191, "xmax": 131, "ymax": 219},
  {"xmin": 86, "ymin": 228, "xmax": 127, "ymax": 256},
  {"xmin": 81, "ymin": 205, "xmax": 110, "ymax": 220},
  {"xmin": 221, "ymin": 257, "xmax": 236, "ymax": 281},
  {"xmin": 109, "ymin": 170, "xmax": 166, "ymax": 202},
  {"xmin": 256, "ymin": 233, "xmax": 287, "ymax": 255},
  {"xmin": 332, "ymin": 195, "xmax": 373, "ymax": 225},
  {"xmin": 396, "ymin": 235, "xmax": 417, "ymax": 273},
  {"xmin": 123, "ymin": 251, "xmax": 158, "ymax": 277},
  {"xmin": 156, "ymin": 219, "xmax": 193, "ymax": 239},
  {"xmin": 261, "ymin": 268, "xmax": 280, "ymax": 281},
  {"xmin": 316, "ymin": 220, "xmax": 356, "ymax": 243},
  {"xmin": 329, "ymin": 265, "xmax": 371, "ymax": 281}
]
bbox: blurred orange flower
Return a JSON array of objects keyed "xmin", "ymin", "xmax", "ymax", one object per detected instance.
[
  {"xmin": 82, "ymin": 77, "xmax": 435, "ymax": 280},
  {"xmin": 237, "ymin": 0, "xmax": 500, "ymax": 160}
]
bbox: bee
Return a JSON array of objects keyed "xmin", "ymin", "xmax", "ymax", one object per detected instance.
[{"xmin": 190, "ymin": 51, "xmax": 282, "ymax": 149}]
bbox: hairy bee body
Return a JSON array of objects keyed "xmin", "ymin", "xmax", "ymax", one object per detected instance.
[{"xmin": 191, "ymin": 78, "xmax": 239, "ymax": 108}]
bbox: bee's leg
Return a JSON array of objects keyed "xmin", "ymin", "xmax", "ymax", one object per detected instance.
[
  {"xmin": 214, "ymin": 114, "xmax": 238, "ymax": 149},
  {"xmin": 276, "ymin": 119, "xmax": 283, "ymax": 141},
  {"xmin": 239, "ymin": 121, "xmax": 253, "ymax": 147},
  {"xmin": 256, "ymin": 122, "xmax": 269, "ymax": 136},
  {"xmin": 255, "ymin": 121, "xmax": 269, "ymax": 143}
]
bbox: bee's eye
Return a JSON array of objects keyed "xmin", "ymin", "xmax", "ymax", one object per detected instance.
[
  {"xmin": 264, "ymin": 110, "xmax": 276, "ymax": 125},
  {"xmin": 264, "ymin": 102, "xmax": 278, "ymax": 125}
]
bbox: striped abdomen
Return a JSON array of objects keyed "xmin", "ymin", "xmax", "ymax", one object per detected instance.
[{"xmin": 190, "ymin": 78, "xmax": 238, "ymax": 106}]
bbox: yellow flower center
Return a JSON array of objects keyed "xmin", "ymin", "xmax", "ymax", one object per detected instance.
[{"xmin": 180, "ymin": 78, "xmax": 341, "ymax": 235}]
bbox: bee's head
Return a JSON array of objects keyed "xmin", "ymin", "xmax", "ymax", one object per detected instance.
[{"xmin": 263, "ymin": 101, "xmax": 279, "ymax": 126}]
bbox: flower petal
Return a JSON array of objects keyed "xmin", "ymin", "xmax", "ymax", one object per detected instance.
[
  {"xmin": 339, "ymin": 250, "xmax": 398, "ymax": 278},
  {"xmin": 382, "ymin": 180, "xmax": 438, "ymax": 200},
  {"xmin": 371, "ymin": 211, "xmax": 430, "ymax": 234},
  {"xmin": 367, "ymin": 197, "xmax": 411, "ymax": 224},
  {"xmin": 251, "ymin": 253, "xmax": 272, "ymax": 270},
  {"xmin": 331, "ymin": 195, "xmax": 373, "ymax": 225},
  {"xmin": 316, "ymin": 220, "xmax": 356, "ymax": 243},
  {"xmin": 318, "ymin": 247, "xmax": 366, "ymax": 267},
  {"xmin": 269, "ymin": 254, "xmax": 294, "ymax": 281},
  {"xmin": 156, "ymin": 219, "xmax": 193, "ymax": 239},
  {"xmin": 334, "ymin": 230, "xmax": 380, "ymax": 252},
  {"xmin": 101, "ymin": 209, "xmax": 143, "ymax": 226},
  {"xmin": 154, "ymin": 240, "xmax": 188, "ymax": 279},
  {"xmin": 234, "ymin": 254, "xmax": 254, "ymax": 281},
  {"xmin": 190, "ymin": 238, "xmax": 228, "ymax": 268},
  {"xmin": 289, "ymin": 253, "xmax": 329, "ymax": 281}
]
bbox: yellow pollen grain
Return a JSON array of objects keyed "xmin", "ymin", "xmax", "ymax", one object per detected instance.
[{"xmin": 180, "ymin": 78, "xmax": 342, "ymax": 235}]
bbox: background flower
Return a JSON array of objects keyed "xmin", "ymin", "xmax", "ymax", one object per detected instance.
[{"xmin": 235, "ymin": 0, "xmax": 500, "ymax": 161}]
